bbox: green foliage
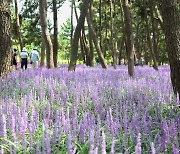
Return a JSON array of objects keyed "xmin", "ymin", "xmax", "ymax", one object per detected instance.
[
  {"xmin": 48, "ymin": 0, "xmax": 66, "ymax": 10},
  {"xmin": 58, "ymin": 19, "xmax": 71, "ymax": 61},
  {"xmin": 10, "ymin": 0, "xmax": 170, "ymax": 64},
  {"xmin": 75, "ymin": 140, "xmax": 90, "ymax": 154},
  {"xmin": 60, "ymin": 18, "xmax": 71, "ymax": 40}
]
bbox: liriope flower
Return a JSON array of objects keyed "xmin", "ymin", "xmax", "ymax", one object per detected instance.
[
  {"xmin": 101, "ymin": 131, "xmax": 106, "ymax": 154},
  {"xmin": 135, "ymin": 133, "xmax": 141, "ymax": 154}
]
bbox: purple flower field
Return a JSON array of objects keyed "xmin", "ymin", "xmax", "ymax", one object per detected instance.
[{"xmin": 0, "ymin": 65, "xmax": 179, "ymax": 153}]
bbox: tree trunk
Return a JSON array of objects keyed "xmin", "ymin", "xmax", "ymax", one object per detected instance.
[
  {"xmin": 159, "ymin": 0, "xmax": 180, "ymax": 97},
  {"xmin": 113, "ymin": 2, "xmax": 119, "ymax": 68},
  {"xmin": 143, "ymin": 35, "xmax": 149, "ymax": 65},
  {"xmin": 80, "ymin": 35, "xmax": 86, "ymax": 63},
  {"xmin": 122, "ymin": 0, "xmax": 134, "ymax": 77},
  {"xmin": 0, "ymin": 0, "xmax": 11, "ymax": 77},
  {"xmin": 134, "ymin": 19, "xmax": 141, "ymax": 60},
  {"xmin": 73, "ymin": 1, "xmax": 89, "ymax": 65},
  {"xmin": 82, "ymin": 29, "xmax": 91, "ymax": 66},
  {"xmin": 40, "ymin": 37, "xmax": 46, "ymax": 67},
  {"xmin": 118, "ymin": 33, "xmax": 125, "ymax": 64},
  {"xmin": 87, "ymin": 9, "xmax": 108, "ymax": 69},
  {"xmin": 155, "ymin": 4, "xmax": 164, "ymax": 31},
  {"xmin": 89, "ymin": 30, "xmax": 94, "ymax": 67},
  {"xmin": 110, "ymin": 0, "xmax": 116, "ymax": 69},
  {"xmin": 144, "ymin": 0, "xmax": 158, "ymax": 70},
  {"xmin": 71, "ymin": 0, "xmax": 74, "ymax": 48},
  {"xmin": 88, "ymin": 2, "xmax": 94, "ymax": 67},
  {"xmin": 73, "ymin": 1, "xmax": 78, "ymax": 21},
  {"xmin": 14, "ymin": 0, "xmax": 23, "ymax": 51},
  {"xmin": 73, "ymin": 1, "xmax": 87, "ymax": 64},
  {"xmin": 104, "ymin": 5, "xmax": 108, "ymax": 58},
  {"xmin": 39, "ymin": 0, "xmax": 54, "ymax": 69},
  {"xmin": 119, "ymin": 0, "xmax": 126, "ymax": 64},
  {"xmin": 150, "ymin": 0, "xmax": 160, "ymax": 67},
  {"xmin": 53, "ymin": 0, "xmax": 58, "ymax": 67},
  {"xmin": 99, "ymin": 0, "xmax": 102, "ymax": 50},
  {"xmin": 68, "ymin": 0, "xmax": 91, "ymax": 71}
]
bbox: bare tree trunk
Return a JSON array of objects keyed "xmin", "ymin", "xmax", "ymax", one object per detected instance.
[
  {"xmin": 0, "ymin": 0, "xmax": 11, "ymax": 77},
  {"xmin": 150, "ymin": 0, "xmax": 160, "ymax": 66},
  {"xmin": 80, "ymin": 33, "xmax": 87, "ymax": 64},
  {"xmin": 99, "ymin": 0, "xmax": 102, "ymax": 49},
  {"xmin": 73, "ymin": 1, "xmax": 78, "ymax": 21},
  {"xmin": 119, "ymin": 0, "xmax": 126, "ymax": 64},
  {"xmin": 118, "ymin": 33, "xmax": 125, "ymax": 64},
  {"xmin": 110, "ymin": 0, "xmax": 117, "ymax": 69},
  {"xmin": 88, "ymin": 2, "xmax": 94, "ymax": 67},
  {"xmin": 82, "ymin": 29, "xmax": 90, "ymax": 66},
  {"xmin": 113, "ymin": 2, "xmax": 119, "ymax": 68},
  {"xmin": 80, "ymin": 36, "xmax": 86, "ymax": 63},
  {"xmin": 53, "ymin": 0, "xmax": 58, "ymax": 67},
  {"xmin": 144, "ymin": 0, "xmax": 158, "ymax": 70},
  {"xmin": 89, "ymin": 30, "xmax": 94, "ymax": 66},
  {"xmin": 73, "ymin": 1, "xmax": 89, "ymax": 65},
  {"xmin": 39, "ymin": 0, "xmax": 54, "ymax": 69},
  {"xmin": 14, "ymin": 0, "xmax": 23, "ymax": 51},
  {"xmin": 159, "ymin": 0, "xmax": 180, "ymax": 97},
  {"xmin": 68, "ymin": 0, "xmax": 91, "ymax": 71},
  {"xmin": 87, "ymin": 10, "xmax": 108, "ymax": 69},
  {"xmin": 73, "ymin": 1, "xmax": 90, "ymax": 66},
  {"xmin": 71, "ymin": 0, "xmax": 74, "ymax": 46},
  {"xmin": 134, "ymin": 19, "xmax": 141, "ymax": 60},
  {"xmin": 155, "ymin": 4, "xmax": 164, "ymax": 31},
  {"xmin": 40, "ymin": 37, "xmax": 46, "ymax": 67},
  {"xmin": 144, "ymin": 37, "xmax": 149, "ymax": 65},
  {"xmin": 73, "ymin": 1, "xmax": 86, "ymax": 64},
  {"xmin": 122, "ymin": 0, "xmax": 134, "ymax": 77},
  {"xmin": 104, "ymin": 5, "xmax": 108, "ymax": 58}
]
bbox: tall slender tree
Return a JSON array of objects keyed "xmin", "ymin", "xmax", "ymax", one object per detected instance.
[
  {"xmin": 143, "ymin": 0, "xmax": 158, "ymax": 70},
  {"xmin": 110, "ymin": 0, "xmax": 115, "ymax": 68},
  {"xmin": 134, "ymin": 18, "xmax": 141, "ymax": 60},
  {"xmin": 68, "ymin": 0, "xmax": 91, "ymax": 71},
  {"xmin": 155, "ymin": 4, "xmax": 164, "ymax": 31},
  {"xmin": 88, "ymin": 2, "xmax": 94, "ymax": 67},
  {"xmin": 14, "ymin": 0, "xmax": 23, "ymax": 51},
  {"xmin": 72, "ymin": 1, "xmax": 89, "ymax": 66},
  {"xmin": 159, "ymin": 0, "xmax": 180, "ymax": 97},
  {"xmin": 122, "ymin": 0, "xmax": 134, "ymax": 77},
  {"xmin": 150, "ymin": 0, "xmax": 159, "ymax": 64},
  {"xmin": 87, "ymin": 9, "xmax": 108, "ymax": 69},
  {"xmin": 104, "ymin": 4, "xmax": 108, "ymax": 58},
  {"xmin": 82, "ymin": 29, "xmax": 91, "ymax": 66},
  {"xmin": 98, "ymin": 0, "xmax": 102, "ymax": 49},
  {"xmin": 119, "ymin": 1, "xmax": 125, "ymax": 64},
  {"xmin": 53, "ymin": 0, "xmax": 58, "ymax": 67},
  {"xmin": 39, "ymin": 0, "xmax": 54, "ymax": 68},
  {"xmin": 40, "ymin": 37, "xmax": 46, "ymax": 67},
  {"xmin": 70, "ymin": 0, "xmax": 74, "ymax": 48},
  {"xmin": 113, "ymin": 1, "xmax": 118, "ymax": 68},
  {"xmin": 0, "ymin": 0, "xmax": 11, "ymax": 77}
]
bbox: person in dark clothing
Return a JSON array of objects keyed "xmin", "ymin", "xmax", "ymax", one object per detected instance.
[
  {"xmin": 95, "ymin": 57, "xmax": 100, "ymax": 64},
  {"xmin": 20, "ymin": 47, "xmax": 28, "ymax": 70},
  {"xmin": 11, "ymin": 48, "xmax": 18, "ymax": 70},
  {"xmin": 138, "ymin": 57, "xmax": 144, "ymax": 67}
]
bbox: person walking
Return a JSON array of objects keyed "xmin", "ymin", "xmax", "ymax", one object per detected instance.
[
  {"xmin": 11, "ymin": 48, "xmax": 18, "ymax": 70},
  {"xmin": 30, "ymin": 46, "xmax": 39, "ymax": 68},
  {"xmin": 138, "ymin": 57, "xmax": 144, "ymax": 67},
  {"xmin": 20, "ymin": 47, "xmax": 28, "ymax": 70}
]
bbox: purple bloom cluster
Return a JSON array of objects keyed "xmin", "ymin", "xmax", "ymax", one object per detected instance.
[{"xmin": 0, "ymin": 65, "xmax": 179, "ymax": 153}]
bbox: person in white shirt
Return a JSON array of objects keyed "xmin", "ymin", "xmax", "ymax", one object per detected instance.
[
  {"xmin": 20, "ymin": 47, "xmax": 28, "ymax": 70},
  {"xmin": 30, "ymin": 46, "xmax": 39, "ymax": 68}
]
